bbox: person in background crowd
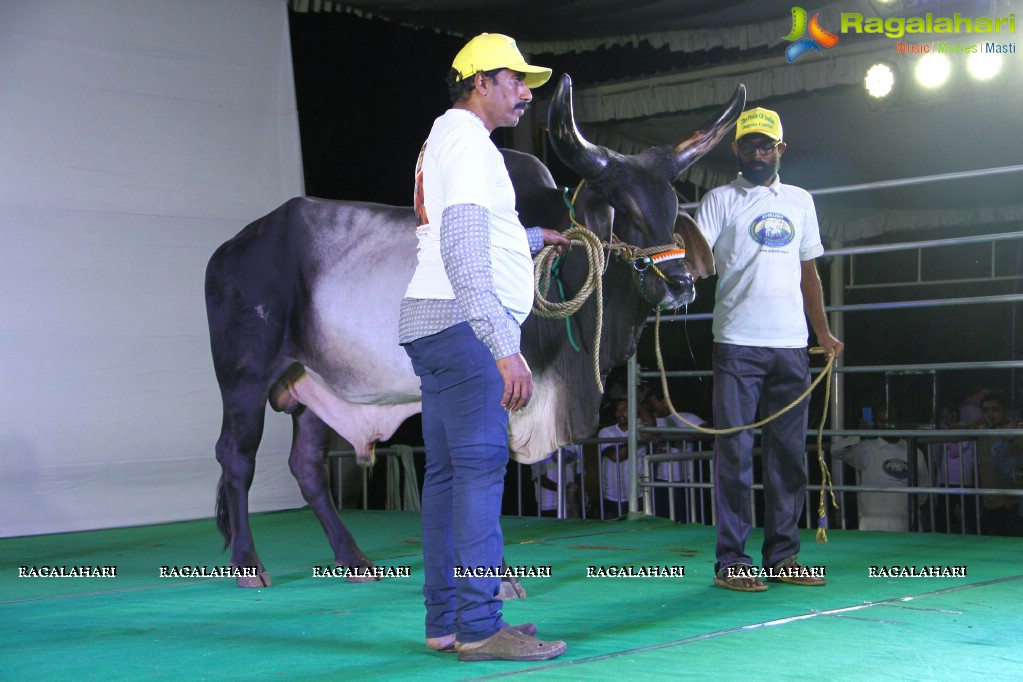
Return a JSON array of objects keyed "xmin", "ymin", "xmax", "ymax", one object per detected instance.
[
  {"xmin": 598, "ymin": 399, "xmax": 654, "ymax": 520},
  {"xmin": 531, "ymin": 444, "xmax": 585, "ymax": 518},
  {"xmin": 975, "ymin": 391, "xmax": 1023, "ymax": 536},
  {"xmin": 644, "ymin": 386, "xmax": 710, "ymax": 522},
  {"xmin": 831, "ymin": 408, "xmax": 929, "ymax": 532},
  {"xmin": 930, "ymin": 401, "xmax": 978, "ymax": 534}
]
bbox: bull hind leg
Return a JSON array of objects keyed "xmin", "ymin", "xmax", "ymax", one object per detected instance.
[
  {"xmin": 214, "ymin": 395, "xmax": 274, "ymax": 588},
  {"xmin": 289, "ymin": 409, "xmax": 377, "ymax": 582}
]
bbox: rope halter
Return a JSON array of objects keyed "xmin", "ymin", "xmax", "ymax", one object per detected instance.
[
  {"xmin": 532, "ymin": 181, "xmax": 694, "ymax": 390},
  {"xmin": 632, "ymin": 248, "xmax": 687, "ymax": 274},
  {"xmin": 609, "ymin": 235, "xmax": 691, "ymax": 307}
]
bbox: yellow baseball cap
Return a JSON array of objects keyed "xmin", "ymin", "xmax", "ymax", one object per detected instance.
[
  {"xmin": 734, "ymin": 107, "xmax": 783, "ymax": 141},
  {"xmin": 451, "ymin": 33, "xmax": 552, "ymax": 89}
]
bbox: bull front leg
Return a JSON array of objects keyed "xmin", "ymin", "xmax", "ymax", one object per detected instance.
[{"xmin": 289, "ymin": 409, "xmax": 377, "ymax": 582}]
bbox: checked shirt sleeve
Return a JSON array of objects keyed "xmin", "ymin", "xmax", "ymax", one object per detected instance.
[
  {"xmin": 525, "ymin": 227, "xmax": 545, "ymax": 255},
  {"xmin": 441, "ymin": 203, "xmax": 521, "ymax": 360}
]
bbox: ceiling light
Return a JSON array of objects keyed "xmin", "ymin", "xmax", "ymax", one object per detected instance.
[
  {"xmin": 966, "ymin": 49, "xmax": 1003, "ymax": 80},
  {"xmin": 864, "ymin": 63, "xmax": 896, "ymax": 98},
  {"xmin": 914, "ymin": 53, "xmax": 951, "ymax": 89}
]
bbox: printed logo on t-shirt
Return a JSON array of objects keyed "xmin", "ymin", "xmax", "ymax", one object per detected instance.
[
  {"xmin": 748, "ymin": 212, "xmax": 795, "ymax": 247},
  {"xmin": 883, "ymin": 458, "xmax": 908, "ymax": 481},
  {"xmin": 414, "ymin": 142, "xmax": 429, "ymax": 231}
]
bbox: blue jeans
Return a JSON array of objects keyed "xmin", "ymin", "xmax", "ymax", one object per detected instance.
[
  {"xmin": 403, "ymin": 322, "xmax": 509, "ymax": 643},
  {"xmin": 712, "ymin": 343, "xmax": 809, "ymax": 572}
]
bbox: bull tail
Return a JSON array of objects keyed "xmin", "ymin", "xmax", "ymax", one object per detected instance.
[{"xmin": 215, "ymin": 473, "xmax": 231, "ymax": 550}]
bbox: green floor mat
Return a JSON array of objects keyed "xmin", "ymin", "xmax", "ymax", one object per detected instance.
[{"xmin": 3, "ymin": 510, "xmax": 1020, "ymax": 680}]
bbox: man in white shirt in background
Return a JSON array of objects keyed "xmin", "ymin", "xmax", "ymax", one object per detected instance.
[
  {"xmin": 531, "ymin": 444, "xmax": 585, "ymax": 518},
  {"xmin": 645, "ymin": 386, "xmax": 710, "ymax": 522},
  {"xmin": 598, "ymin": 399, "xmax": 653, "ymax": 519},
  {"xmin": 831, "ymin": 408, "xmax": 929, "ymax": 532}
]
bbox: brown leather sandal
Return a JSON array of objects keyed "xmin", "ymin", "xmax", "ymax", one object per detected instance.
[
  {"xmin": 455, "ymin": 626, "xmax": 566, "ymax": 662},
  {"xmin": 767, "ymin": 555, "xmax": 827, "ymax": 586},
  {"xmin": 429, "ymin": 623, "xmax": 537, "ymax": 653},
  {"xmin": 713, "ymin": 566, "xmax": 769, "ymax": 592}
]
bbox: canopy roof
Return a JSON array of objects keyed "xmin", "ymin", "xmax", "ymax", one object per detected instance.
[{"xmin": 291, "ymin": 0, "xmax": 1023, "ymax": 243}]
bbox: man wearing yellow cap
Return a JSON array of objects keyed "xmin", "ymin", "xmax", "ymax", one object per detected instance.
[
  {"xmin": 399, "ymin": 33, "xmax": 569, "ymax": 660},
  {"xmin": 695, "ymin": 107, "xmax": 844, "ymax": 592}
]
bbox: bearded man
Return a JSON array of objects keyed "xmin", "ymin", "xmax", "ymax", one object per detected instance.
[{"xmin": 695, "ymin": 107, "xmax": 844, "ymax": 592}]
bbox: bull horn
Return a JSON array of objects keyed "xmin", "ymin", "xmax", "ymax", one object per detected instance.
[
  {"xmin": 547, "ymin": 74, "xmax": 612, "ymax": 181},
  {"xmin": 671, "ymin": 84, "xmax": 747, "ymax": 179}
]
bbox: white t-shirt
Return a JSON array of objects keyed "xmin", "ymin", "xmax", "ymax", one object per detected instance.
[
  {"xmin": 831, "ymin": 436, "xmax": 929, "ymax": 532},
  {"xmin": 695, "ymin": 174, "xmax": 824, "ymax": 347},
  {"xmin": 531, "ymin": 445, "xmax": 583, "ymax": 511},
  {"xmin": 404, "ymin": 108, "xmax": 534, "ymax": 325},
  {"xmin": 598, "ymin": 424, "xmax": 648, "ymax": 503}
]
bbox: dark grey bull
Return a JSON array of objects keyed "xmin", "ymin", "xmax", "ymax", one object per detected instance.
[{"xmin": 205, "ymin": 74, "xmax": 744, "ymax": 586}]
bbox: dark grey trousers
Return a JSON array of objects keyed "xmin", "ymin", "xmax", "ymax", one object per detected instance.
[{"xmin": 712, "ymin": 343, "xmax": 810, "ymax": 572}]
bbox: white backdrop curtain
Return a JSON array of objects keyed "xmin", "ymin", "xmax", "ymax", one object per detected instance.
[{"xmin": 0, "ymin": 0, "xmax": 306, "ymax": 537}]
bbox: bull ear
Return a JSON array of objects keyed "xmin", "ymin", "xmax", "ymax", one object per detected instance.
[
  {"xmin": 547, "ymin": 74, "xmax": 611, "ymax": 181},
  {"xmin": 670, "ymin": 84, "xmax": 746, "ymax": 179},
  {"xmin": 676, "ymin": 211, "xmax": 714, "ymax": 279},
  {"xmin": 576, "ymin": 192, "xmax": 614, "ymax": 241}
]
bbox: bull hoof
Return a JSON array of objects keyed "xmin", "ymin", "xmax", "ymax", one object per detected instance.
[
  {"xmin": 499, "ymin": 576, "xmax": 527, "ymax": 600},
  {"xmin": 237, "ymin": 570, "xmax": 272, "ymax": 588}
]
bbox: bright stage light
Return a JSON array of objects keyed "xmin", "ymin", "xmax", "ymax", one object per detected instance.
[
  {"xmin": 914, "ymin": 54, "xmax": 951, "ymax": 89},
  {"xmin": 864, "ymin": 63, "xmax": 896, "ymax": 98},
  {"xmin": 967, "ymin": 50, "xmax": 1003, "ymax": 81}
]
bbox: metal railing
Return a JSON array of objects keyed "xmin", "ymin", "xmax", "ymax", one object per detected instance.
[
  {"xmin": 325, "ymin": 445, "xmax": 424, "ymax": 510},
  {"xmin": 511, "ymin": 436, "xmax": 714, "ymax": 522},
  {"xmin": 321, "ymin": 229, "xmax": 1021, "ymax": 535},
  {"xmin": 622, "ymin": 229, "xmax": 1023, "ymax": 535}
]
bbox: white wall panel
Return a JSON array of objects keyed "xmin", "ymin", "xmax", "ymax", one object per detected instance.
[{"xmin": 0, "ymin": 0, "xmax": 306, "ymax": 536}]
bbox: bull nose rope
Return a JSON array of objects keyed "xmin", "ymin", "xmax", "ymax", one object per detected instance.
[
  {"xmin": 532, "ymin": 182, "xmax": 687, "ymax": 393},
  {"xmin": 652, "ymin": 311, "xmax": 839, "ymax": 544}
]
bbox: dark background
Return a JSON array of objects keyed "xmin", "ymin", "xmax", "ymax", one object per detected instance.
[{"xmin": 288, "ymin": 10, "xmax": 1022, "ymax": 500}]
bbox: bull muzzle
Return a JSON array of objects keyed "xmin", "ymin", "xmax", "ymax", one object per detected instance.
[{"xmin": 635, "ymin": 258, "xmax": 696, "ymax": 310}]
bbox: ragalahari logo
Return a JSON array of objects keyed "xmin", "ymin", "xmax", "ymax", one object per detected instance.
[{"xmin": 783, "ymin": 6, "xmax": 840, "ymax": 62}]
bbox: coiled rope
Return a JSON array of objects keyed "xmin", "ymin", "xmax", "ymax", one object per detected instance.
[
  {"xmin": 533, "ymin": 226, "xmax": 607, "ymax": 390},
  {"xmin": 532, "ymin": 182, "xmax": 687, "ymax": 393}
]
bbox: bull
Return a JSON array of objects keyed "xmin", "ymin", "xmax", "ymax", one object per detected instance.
[{"xmin": 205, "ymin": 74, "xmax": 744, "ymax": 586}]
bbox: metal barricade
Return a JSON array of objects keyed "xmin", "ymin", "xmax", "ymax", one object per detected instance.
[{"xmin": 626, "ymin": 229, "xmax": 1023, "ymax": 535}]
